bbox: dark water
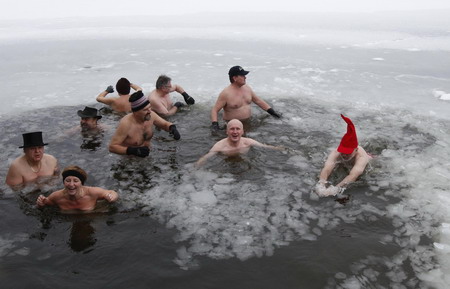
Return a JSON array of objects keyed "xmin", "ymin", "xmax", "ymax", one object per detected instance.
[{"xmin": 0, "ymin": 99, "xmax": 443, "ymax": 289}]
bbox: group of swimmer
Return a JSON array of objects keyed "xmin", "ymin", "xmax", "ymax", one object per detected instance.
[{"xmin": 5, "ymin": 65, "xmax": 372, "ymax": 212}]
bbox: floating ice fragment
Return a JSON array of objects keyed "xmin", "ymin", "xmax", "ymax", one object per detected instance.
[{"xmin": 190, "ymin": 190, "xmax": 217, "ymax": 205}]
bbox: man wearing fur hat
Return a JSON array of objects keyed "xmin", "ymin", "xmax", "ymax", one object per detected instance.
[
  {"xmin": 109, "ymin": 91, "xmax": 181, "ymax": 158},
  {"xmin": 77, "ymin": 106, "xmax": 103, "ymax": 132},
  {"xmin": 316, "ymin": 114, "xmax": 372, "ymax": 197},
  {"xmin": 6, "ymin": 132, "xmax": 59, "ymax": 187},
  {"xmin": 96, "ymin": 77, "xmax": 142, "ymax": 113}
]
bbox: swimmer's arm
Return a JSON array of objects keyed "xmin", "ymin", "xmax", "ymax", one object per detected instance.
[
  {"xmin": 211, "ymin": 91, "xmax": 227, "ymax": 122},
  {"xmin": 92, "ymin": 187, "xmax": 119, "ymax": 202},
  {"xmin": 36, "ymin": 193, "xmax": 56, "ymax": 207},
  {"xmin": 108, "ymin": 121, "xmax": 131, "ymax": 155},
  {"xmin": 5, "ymin": 163, "xmax": 23, "ymax": 187},
  {"xmin": 319, "ymin": 150, "xmax": 339, "ymax": 183},
  {"xmin": 336, "ymin": 157, "xmax": 369, "ymax": 187},
  {"xmin": 250, "ymin": 90, "xmax": 271, "ymax": 111},
  {"xmin": 130, "ymin": 83, "xmax": 142, "ymax": 91},
  {"xmin": 96, "ymin": 90, "xmax": 115, "ymax": 105},
  {"xmin": 195, "ymin": 151, "xmax": 218, "ymax": 167},
  {"xmin": 152, "ymin": 112, "xmax": 172, "ymax": 131},
  {"xmin": 171, "ymin": 84, "xmax": 185, "ymax": 94}
]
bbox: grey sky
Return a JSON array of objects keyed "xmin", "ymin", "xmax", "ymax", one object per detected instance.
[{"xmin": 1, "ymin": 0, "xmax": 450, "ymax": 20}]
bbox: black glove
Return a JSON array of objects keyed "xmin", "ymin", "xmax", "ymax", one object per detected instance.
[
  {"xmin": 105, "ymin": 85, "xmax": 114, "ymax": 93},
  {"xmin": 169, "ymin": 125, "xmax": 180, "ymax": 140},
  {"xmin": 181, "ymin": 92, "xmax": 195, "ymax": 105},
  {"xmin": 267, "ymin": 108, "xmax": 281, "ymax": 118},
  {"xmin": 126, "ymin": 146, "xmax": 150, "ymax": 158},
  {"xmin": 211, "ymin": 121, "xmax": 219, "ymax": 132},
  {"xmin": 174, "ymin": 102, "xmax": 184, "ymax": 109}
]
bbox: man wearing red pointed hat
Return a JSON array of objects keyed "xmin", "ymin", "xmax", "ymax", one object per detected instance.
[
  {"xmin": 6, "ymin": 132, "xmax": 59, "ymax": 188},
  {"xmin": 316, "ymin": 114, "xmax": 372, "ymax": 197}
]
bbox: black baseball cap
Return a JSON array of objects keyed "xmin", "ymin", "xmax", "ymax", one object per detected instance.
[{"xmin": 228, "ymin": 66, "xmax": 250, "ymax": 77}]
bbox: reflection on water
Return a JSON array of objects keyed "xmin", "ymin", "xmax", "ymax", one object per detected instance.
[
  {"xmin": 0, "ymin": 98, "xmax": 449, "ymax": 288},
  {"xmin": 68, "ymin": 219, "xmax": 98, "ymax": 253}
]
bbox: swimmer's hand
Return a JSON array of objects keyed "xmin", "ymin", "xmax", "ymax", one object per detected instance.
[
  {"xmin": 105, "ymin": 85, "xmax": 114, "ymax": 93},
  {"xmin": 211, "ymin": 121, "xmax": 220, "ymax": 132},
  {"xmin": 267, "ymin": 107, "xmax": 282, "ymax": 118},
  {"xmin": 126, "ymin": 146, "xmax": 150, "ymax": 158},
  {"xmin": 314, "ymin": 182, "xmax": 343, "ymax": 197},
  {"xmin": 169, "ymin": 125, "xmax": 181, "ymax": 140},
  {"xmin": 182, "ymin": 92, "xmax": 195, "ymax": 105},
  {"xmin": 174, "ymin": 102, "xmax": 184, "ymax": 109},
  {"xmin": 36, "ymin": 194, "xmax": 47, "ymax": 207}
]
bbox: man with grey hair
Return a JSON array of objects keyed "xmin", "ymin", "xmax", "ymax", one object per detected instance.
[{"xmin": 148, "ymin": 74, "xmax": 195, "ymax": 117}]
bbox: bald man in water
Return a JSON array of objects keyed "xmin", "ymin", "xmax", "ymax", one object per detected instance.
[{"xmin": 196, "ymin": 119, "xmax": 282, "ymax": 166}]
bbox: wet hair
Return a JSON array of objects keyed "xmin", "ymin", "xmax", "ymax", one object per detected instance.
[
  {"xmin": 62, "ymin": 166, "xmax": 87, "ymax": 185},
  {"xmin": 116, "ymin": 78, "xmax": 131, "ymax": 95},
  {"xmin": 156, "ymin": 75, "xmax": 171, "ymax": 89}
]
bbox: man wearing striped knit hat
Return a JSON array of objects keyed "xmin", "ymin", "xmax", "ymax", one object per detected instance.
[{"xmin": 108, "ymin": 91, "xmax": 180, "ymax": 158}]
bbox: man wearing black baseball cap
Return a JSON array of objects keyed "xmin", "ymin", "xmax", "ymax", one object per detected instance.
[
  {"xmin": 6, "ymin": 132, "xmax": 59, "ymax": 187},
  {"xmin": 211, "ymin": 65, "xmax": 281, "ymax": 132}
]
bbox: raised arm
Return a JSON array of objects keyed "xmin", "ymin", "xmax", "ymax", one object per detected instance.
[
  {"xmin": 130, "ymin": 83, "xmax": 142, "ymax": 92},
  {"xmin": 96, "ymin": 85, "xmax": 115, "ymax": 105}
]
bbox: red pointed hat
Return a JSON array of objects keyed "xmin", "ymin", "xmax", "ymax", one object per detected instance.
[{"xmin": 337, "ymin": 114, "xmax": 358, "ymax": 154}]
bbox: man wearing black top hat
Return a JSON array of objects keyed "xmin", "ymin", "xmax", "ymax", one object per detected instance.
[
  {"xmin": 6, "ymin": 132, "xmax": 59, "ymax": 187},
  {"xmin": 210, "ymin": 65, "xmax": 281, "ymax": 132},
  {"xmin": 108, "ymin": 91, "xmax": 181, "ymax": 158},
  {"xmin": 77, "ymin": 106, "xmax": 103, "ymax": 132}
]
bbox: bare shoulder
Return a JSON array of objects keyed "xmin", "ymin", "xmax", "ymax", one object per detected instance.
[
  {"xmin": 43, "ymin": 153, "xmax": 57, "ymax": 163},
  {"xmin": 210, "ymin": 138, "xmax": 228, "ymax": 152}
]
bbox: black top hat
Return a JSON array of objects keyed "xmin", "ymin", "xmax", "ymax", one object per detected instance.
[
  {"xmin": 228, "ymin": 65, "xmax": 250, "ymax": 77},
  {"xmin": 77, "ymin": 106, "xmax": 102, "ymax": 119},
  {"xmin": 19, "ymin": 131, "xmax": 48, "ymax": 148}
]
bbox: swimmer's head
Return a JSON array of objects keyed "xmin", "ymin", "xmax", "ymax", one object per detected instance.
[
  {"xmin": 228, "ymin": 66, "xmax": 249, "ymax": 83},
  {"xmin": 116, "ymin": 78, "xmax": 131, "ymax": 95},
  {"xmin": 227, "ymin": 119, "xmax": 244, "ymax": 141},
  {"xmin": 62, "ymin": 166, "xmax": 87, "ymax": 185},
  {"xmin": 156, "ymin": 75, "xmax": 171, "ymax": 89}
]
